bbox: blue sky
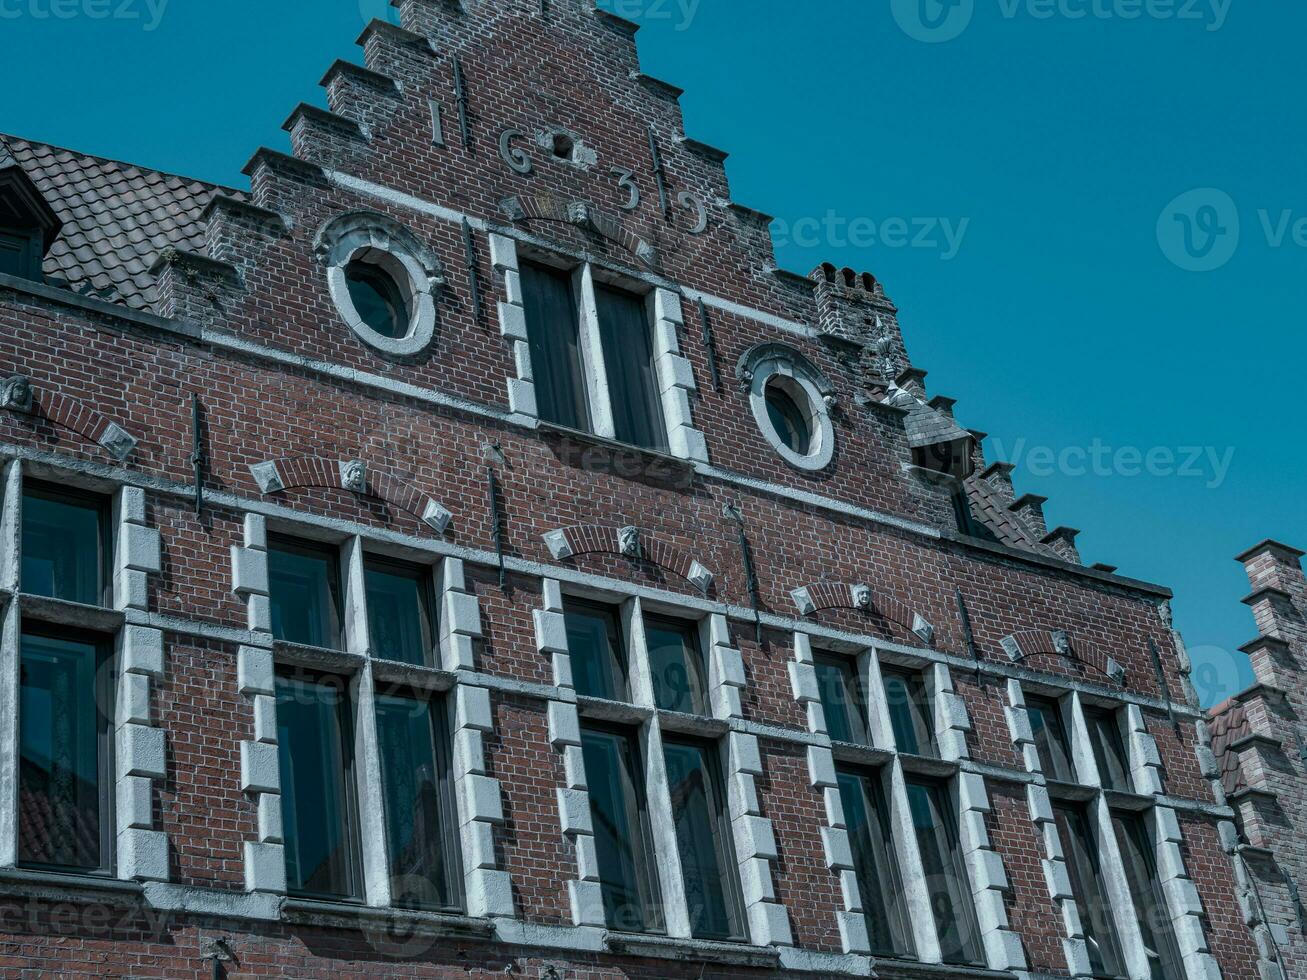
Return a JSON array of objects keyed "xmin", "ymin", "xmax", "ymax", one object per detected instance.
[{"xmin": 2, "ymin": 0, "xmax": 1299, "ymax": 705}]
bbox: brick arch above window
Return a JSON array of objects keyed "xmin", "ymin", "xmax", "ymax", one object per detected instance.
[
  {"xmin": 500, "ymin": 194, "xmax": 658, "ymax": 269},
  {"xmin": 247, "ymin": 455, "xmax": 452, "ymax": 534},
  {"xmin": 790, "ymin": 581, "xmax": 936, "ymax": 647},
  {"xmin": 542, "ymin": 523, "xmax": 714, "ymax": 594},
  {"xmin": 1, "ymin": 373, "xmax": 138, "ymax": 461},
  {"xmin": 1001, "ymin": 628, "xmax": 1125, "ymax": 684}
]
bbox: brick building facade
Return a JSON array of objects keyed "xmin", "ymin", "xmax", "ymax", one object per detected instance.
[
  {"xmin": 1207, "ymin": 541, "xmax": 1307, "ymax": 980},
  {"xmin": 0, "ymin": 1, "xmax": 1274, "ymax": 977}
]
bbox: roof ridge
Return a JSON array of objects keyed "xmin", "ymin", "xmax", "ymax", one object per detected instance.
[{"xmin": 0, "ymin": 131, "xmax": 246, "ymax": 199}]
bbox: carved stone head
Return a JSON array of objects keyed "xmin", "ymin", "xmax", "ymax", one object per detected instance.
[
  {"xmin": 0, "ymin": 375, "xmax": 34, "ymax": 413},
  {"xmin": 618, "ymin": 525, "xmax": 642, "ymax": 560},
  {"xmin": 341, "ymin": 460, "xmax": 368, "ymax": 494},
  {"xmin": 851, "ymin": 584, "xmax": 873, "ymax": 611}
]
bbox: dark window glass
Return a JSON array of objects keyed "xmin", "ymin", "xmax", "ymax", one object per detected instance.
[
  {"xmin": 1086, "ymin": 707, "xmax": 1131, "ymax": 792},
  {"xmin": 838, "ymin": 770, "xmax": 915, "ymax": 958},
  {"xmin": 1027, "ymin": 696, "xmax": 1075, "ymax": 782},
  {"xmin": 0, "ymin": 230, "xmax": 37, "ymax": 280},
  {"xmin": 268, "ymin": 538, "xmax": 342, "ymax": 650},
  {"xmin": 663, "ymin": 740, "xmax": 745, "ymax": 941},
  {"xmin": 21, "ymin": 484, "xmax": 105, "ymax": 606},
  {"xmin": 765, "ymin": 380, "xmax": 812, "ymax": 455},
  {"xmin": 521, "ymin": 260, "xmax": 590, "ymax": 431},
  {"xmin": 376, "ymin": 694, "xmax": 460, "ymax": 911},
  {"xmin": 814, "ymin": 653, "xmax": 868, "ymax": 745},
  {"xmin": 345, "ymin": 258, "xmax": 410, "ymax": 338},
  {"xmin": 276, "ymin": 674, "xmax": 360, "ymax": 900},
  {"xmin": 1055, "ymin": 806, "xmax": 1126, "ymax": 978},
  {"xmin": 565, "ymin": 601, "xmax": 628, "ymax": 702},
  {"xmin": 882, "ymin": 668, "xmax": 934, "ymax": 757},
  {"xmin": 594, "ymin": 282, "xmax": 667, "ymax": 452},
  {"xmin": 646, "ymin": 617, "xmax": 708, "ymax": 715},
  {"xmin": 1113, "ymin": 811, "xmax": 1186, "ymax": 980},
  {"xmin": 906, "ymin": 780, "xmax": 984, "ymax": 966},
  {"xmin": 365, "ymin": 559, "xmax": 436, "ymax": 667},
  {"xmin": 582, "ymin": 726, "xmax": 663, "ymax": 933},
  {"xmin": 18, "ymin": 631, "xmax": 111, "ymax": 872}
]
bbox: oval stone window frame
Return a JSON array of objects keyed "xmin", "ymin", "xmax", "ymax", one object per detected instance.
[
  {"xmin": 315, "ymin": 211, "xmax": 444, "ymax": 358},
  {"xmin": 737, "ymin": 343, "xmax": 837, "ymax": 472}
]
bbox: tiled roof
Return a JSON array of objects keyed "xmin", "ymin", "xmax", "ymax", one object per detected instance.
[
  {"xmin": 1207, "ymin": 698, "xmax": 1252, "ymax": 796},
  {"xmin": 964, "ymin": 474, "xmax": 1054, "ymax": 555},
  {"xmin": 0, "ymin": 134, "xmax": 243, "ymax": 311}
]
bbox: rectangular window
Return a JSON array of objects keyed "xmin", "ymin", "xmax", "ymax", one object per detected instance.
[
  {"xmin": 520, "ymin": 260, "xmax": 591, "ymax": 431},
  {"xmin": 581, "ymin": 726, "xmax": 663, "ymax": 933},
  {"xmin": 375, "ymin": 694, "xmax": 461, "ymax": 911},
  {"xmin": 645, "ymin": 616, "xmax": 708, "ymax": 715},
  {"xmin": 18, "ymin": 630, "xmax": 112, "ymax": 873},
  {"xmin": 1086, "ymin": 707, "xmax": 1131, "ymax": 792},
  {"xmin": 364, "ymin": 558, "xmax": 437, "ymax": 667},
  {"xmin": 594, "ymin": 282, "xmax": 667, "ymax": 451},
  {"xmin": 906, "ymin": 779, "xmax": 984, "ymax": 966},
  {"xmin": 21, "ymin": 483, "xmax": 107, "ymax": 606},
  {"xmin": 268, "ymin": 537, "xmax": 342, "ymax": 650},
  {"xmin": 1113, "ymin": 811, "xmax": 1186, "ymax": 980},
  {"xmin": 882, "ymin": 667, "xmax": 934, "ymax": 757},
  {"xmin": 565, "ymin": 600, "xmax": 629, "ymax": 702},
  {"xmin": 662, "ymin": 739, "xmax": 746, "ymax": 941},
  {"xmin": 1054, "ymin": 805, "xmax": 1126, "ymax": 978},
  {"xmin": 0, "ymin": 230, "xmax": 37, "ymax": 280},
  {"xmin": 1026, "ymin": 696, "xmax": 1075, "ymax": 782},
  {"xmin": 814, "ymin": 653, "xmax": 868, "ymax": 745},
  {"xmin": 276, "ymin": 673, "xmax": 361, "ymax": 900},
  {"xmin": 838, "ymin": 769, "xmax": 915, "ymax": 958}
]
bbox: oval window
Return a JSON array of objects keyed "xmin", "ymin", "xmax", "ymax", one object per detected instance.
[
  {"xmin": 765, "ymin": 380, "xmax": 812, "ymax": 456},
  {"xmin": 344, "ymin": 258, "xmax": 410, "ymax": 340}
]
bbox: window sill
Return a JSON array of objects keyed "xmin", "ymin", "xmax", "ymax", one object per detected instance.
[
  {"xmin": 1103, "ymin": 788, "xmax": 1155, "ymax": 812},
  {"xmin": 577, "ymin": 695, "xmax": 653, "ymax": 726},
  {"xmin": 874, "ymin": 958, "xmax": 1013, "ymax": 979},
  {"xmin": 830, "ymin": 740, "xmax": 894, "ymax": 768},
  {"xmin": 0, "ymin": 867, "xmax": 141, "ymax": 906},
  {"xmin": 272, "ymin": 640, "xmax": 365, "ymax": 673},
  {"xmin": 603, "ymin": 931, "xmax": 781, "ymax": 969},
  {"xmin": 537, "ymin": 421, "xmax": 694, "ymax": 483},
  {"xmin": 19, "ymin": 593, "xmax": 124, "ymax": 632},
  {"xmin": 281, "ymin": 897, "xmax": 494, "ymax": 939},
  {"xmin": 1045, "ymin": 779, "xmax": 1098, "ymax": 803},
  {"xmin": 657, "ymin": 709, "xmax": 729, "ymax": 739},
  {"xmin": 899, "ymin": 753, "xmax": 959, "ymax": 779},
  {"xmin": 370, "ymin": 658, "xmax": 457, "ymax": 693}
]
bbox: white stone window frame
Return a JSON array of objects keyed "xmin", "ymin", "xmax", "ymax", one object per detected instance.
[
  {"xmin": 491, "ymin": 234, "xmax": 709, "ymax": 464},
  {"xmin": 1003, "ymin": 681, "xmax": 1220, "ymax": 979},
  {"xmin": 790, "ymin": 638, "xmax": 1025, "ymax": 972},
  {"xmin": 316, "ymin": 211, "xmax": 444, "ymax": 358},
  {"xmin": 0, "ymin": 462, "xmax": 168, "ymax": 884},
  {"xmin": 230, "ymin": 519, "xmax": 513, "ymax": 919},
  {"xmin": 742, "ymin": 347, "xmax": 837, "ymax": 473},
  {"xmin": 539, "ymin": 584, "xmax": 787, "ymax": 947}
]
